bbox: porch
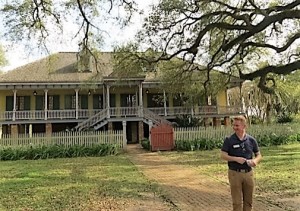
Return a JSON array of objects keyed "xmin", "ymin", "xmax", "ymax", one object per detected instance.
[{"xmin": 0, "ymin": 105, "xmax": 242, "ymax": 123}]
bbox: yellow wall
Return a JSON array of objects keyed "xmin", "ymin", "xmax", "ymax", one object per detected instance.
[
  {"xmin": 217, "ymin": 89, "xmax": 227, "ymax": 106},
  {"xmin": 0, "ymin": 91, "xmax": 8, "ymax": 112}
]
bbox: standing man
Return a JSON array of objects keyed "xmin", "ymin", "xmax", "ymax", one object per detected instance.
[{"xmin": 221, "ymin": 115, "xmax": 262, "ymax": 211}]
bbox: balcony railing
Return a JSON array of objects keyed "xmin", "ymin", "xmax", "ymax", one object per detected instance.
[{"xmin": 0, "ymin": 106, "xmax": 242, "ymax": 122}]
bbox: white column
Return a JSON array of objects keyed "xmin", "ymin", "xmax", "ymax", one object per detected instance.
[
  {"xmin": 106, "ymin": 85, "xmax": 110, "ymax": 118},
  {"xmin": 0, "ymin": 125, "xmax": 2, "ymax": 139},
  {"xmin": 163, "ymin": 90, "xmax": 167, "ymax": 116},
  {"xmin": 75, "ymin": 89, "xmax": 79, "ymax": 119},
  {"xmin": 139, "ymin": 83, "xmax": 143, "ymax": 117},
  {"xmin": 13, "ymin": 89, "xmax": 17, "ymax": 121},
  {"xmin": 148, "ymin": 120, "xmax": 153, "ymax": 146},
  {"xmin": 122, "ymin": 121, "xmax": 127, "ymax": 150},
  {"xmin": 29, "ymin": 124, "xmax": 33, "ymax": 138},
  {"xmin": 102, "ymin": 85, "xmax": 106, "ymax": 109},
  {"xmin": 44, "ymin": 89, "xmax": 48, "ymax": 120},
  {"xmin": 139, "ymin": 83, "xmax": 143, "ymax": 107}
]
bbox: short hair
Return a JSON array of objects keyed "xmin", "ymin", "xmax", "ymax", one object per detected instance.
[{"xmin": 233, "ymin": 115, "xmax": 247, "ymax": 125}]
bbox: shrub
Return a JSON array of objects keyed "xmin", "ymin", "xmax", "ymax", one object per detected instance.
[
  {"xmin": 277, "ymin": 112, "xmax": 293, "ymax": 123},
  {"xmin": 141, "ymin": 139, "xmax": 150, "ymax": 150},
  {"xmin": 0, "ymin": 144, "xmax": 120, "ymax": 161}
]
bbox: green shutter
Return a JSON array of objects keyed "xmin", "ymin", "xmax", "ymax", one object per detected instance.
[
  {"xmin": 53, "ymin": 95, "xmax": 60, "ymax": 110},
  {"xmin": 36, "ymin": 96, "xmax": 44, "ymax": 110},
  {"xmin": 80, "ymin": 95, "xmax": 88, "ymax": 109},
  {"xmin": 6, "ymin": 96, "xmax": 13, "ymax": 111},
  {"xmin": 93, "ymin": 95, "xmax": 100, "ymax": 109},
  {"xmin": 24, "ymin": 96, "xmax": 31, "ymax": 110},
  {"xmin": 110, "ymin": 94, "xmax": 116, "ymax": 107},
  {"xmin": 65, "ymin": 95, "xmax": 72, "ymax": 109}
]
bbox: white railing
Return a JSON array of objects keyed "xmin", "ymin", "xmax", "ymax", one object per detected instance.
[
  {"xmin": 0, "ymin": 106, "xmax": 243, "ymax": 121},
  {"xmin": 0, "ymin": 131, "xmax": 125, "ymax": 149},
  {"xmin": 143, "ymin": 108, "xmax": 172, "ymax": 126},
  {"xmin": 110, "ymin": 107, "xmax": 139, "ymax": 117},
  {"xmin": 75, "ymin": 109, "xmax": 108, "ymax": 131}
]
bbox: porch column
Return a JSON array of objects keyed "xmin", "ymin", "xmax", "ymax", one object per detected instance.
[
  {"xmin": 224, "ymin": 116, "xmax": 230, "ymax": 127},
  {"xmin": 108, "ymin": 122, "xmax": 113, "ymax": 131},
  {"xmin": 213, "ymin": 117, "xmax": 221, "ymax": 127},
  {"xmin": 106, "ymin": 85, "xmax": 110, "ymax": 118},
  {"xmin": 0, "ymin": 125, "xmax": 2, "ymax": 139},
  {"xmin": 148, "ymin": 120, "xmax": 153, "ymax": 144},
  {"xmin": 75, "ymin": 89, "xmax": 79, "ymax": 119},
  {"xmin": 11, "ymin": 124, "xmax": 18, "ymax": 137},
  {"xmin": 139, "ymin": 83, "xmax": 143, "ymax": 117},
  {"xmin": 46, "ymin": 123, "xmax": 52, "ymax": 137},
  {"xmin": 102, "ymin": 85, "xmax": 106, "ymax": 109},
  {"xmin": 163, "ymin": 90, "xmax": 167, "ymax": 116},
  {"xmin": 138, "ymin": 121, "xmax": 144, "ymax": 143},
  {"xmin": 122, "ymin": 121, "xmax": 127, "ymax": 150},
  {"xmin": 13, "ymin": 89, "xmax": 17, "ymax": 121},
  {"xmin": 44, "ymin": 89, "xmax": 48, "ymax": 120},
  {"xmin": 29, "ymin": 124, "xmax": 33, "ymax": 137},
  {"xmin": 204, "ymin": 117, "xmax": 210, "ymax": 127}
]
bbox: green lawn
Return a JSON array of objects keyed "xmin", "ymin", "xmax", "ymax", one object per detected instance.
[
  {"xmin": 0, "ymin": 155, "xmax": 163, "ymax": 210},
  {"xmin": 163, "ymin": 143, "xmax": 300, "ymax": 198},
  {"xmin": 1, "ymin": 143, "xmax": 299, "ymax": 210}
]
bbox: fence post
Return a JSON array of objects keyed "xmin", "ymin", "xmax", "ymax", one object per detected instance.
[
  {"xmin": 148, "ymin": 120, "xmax": 153, "ymax": 145},
  {"xmin": 122, "ymin": 121, "xmax": 127, "ymax": 150}
]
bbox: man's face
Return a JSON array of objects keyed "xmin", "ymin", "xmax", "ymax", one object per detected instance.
[{"xmin": 232, "ymin": 119, "xmax": 245, "ymax": 134}]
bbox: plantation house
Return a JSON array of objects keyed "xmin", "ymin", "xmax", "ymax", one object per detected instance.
[{"xmin": 0, "ymin": 51, "xmax": 243, "ymax": 143}]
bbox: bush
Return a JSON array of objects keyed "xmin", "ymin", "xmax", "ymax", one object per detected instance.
[
  {"xmin": 277, "ymin": 112, "xmax": 293, "ymax": 123},
  {"xmin": 0, "ymin": 144, "xmax": 120, "ymax": 161},
  {"xmin": 175, "ymin": 138, "xmax": 223, "ymax": 151},
  {"xmin": 141, "ymin": 139, "xmax": 150, "ymax": 150}
]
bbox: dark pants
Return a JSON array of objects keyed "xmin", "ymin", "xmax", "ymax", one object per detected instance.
[{"xmin": 228, "ymin": 169, "xmax": 255, "ymax": 211}]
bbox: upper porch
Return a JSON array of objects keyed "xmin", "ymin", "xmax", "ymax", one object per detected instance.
[{"xmin": 0, "ymin": 105, "xmax": 242, "ymax": 124}]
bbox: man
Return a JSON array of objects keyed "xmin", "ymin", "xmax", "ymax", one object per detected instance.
[{"xmin": 221, "ymin": 115, "xmax": 262, "ymax": 211}]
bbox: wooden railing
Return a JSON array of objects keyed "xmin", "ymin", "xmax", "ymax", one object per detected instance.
[
  {"xmin": 75, "ymin": 109, "xmax": 108, "ymax": 131},
  {"xmin": 0, "ymin": 106, "xmax": 242, "ymax": 122}
]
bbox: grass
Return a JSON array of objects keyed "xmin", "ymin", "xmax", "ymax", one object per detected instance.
[
  {"xmin": 0, "ymin": 155, "xmax": 163, "ymax": 211},
  {"xmin": 162, "ymin": 143, "xmax": 300, "ymax": 198},
  {"xmin": 1, "ymin": 143, "xmax": 299, "ymax": 210}
]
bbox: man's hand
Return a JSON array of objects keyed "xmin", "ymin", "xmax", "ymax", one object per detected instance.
[
  {"xmin": 235, "ymin": 157, "xmax": 247, "ymax": 164},
  {"xmin": 246, "ymin": 159, "xmax": 257, "ymax": 167}
]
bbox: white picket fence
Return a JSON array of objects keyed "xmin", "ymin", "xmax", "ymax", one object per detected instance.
[
  {"xmin": 174, "ymin": 123, "xmax": 300, "ymax": 141},
  {"xmin": 0, "ymin": 131, "xmax": 125, "ymax": 149},
  {"xmin": 0, "ymin": 124, "xmax": 298, "ymax": 149}
]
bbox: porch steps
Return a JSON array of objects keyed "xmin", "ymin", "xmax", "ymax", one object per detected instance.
[
  {"xmin": 94, "ymin": 120, "xmax": 108, "ymax": 130},
  {"xmin": 74, "ymin": 108, "xmax": 172, "ymax": 131},
  {"xmin": 74, "ymin": 109, "xmax": 108, "ymax": 131}
]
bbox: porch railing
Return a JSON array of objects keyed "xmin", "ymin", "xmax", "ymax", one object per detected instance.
[{"xmin": 0, "ymin": 106, "xmax": 242, "ymax": 122}]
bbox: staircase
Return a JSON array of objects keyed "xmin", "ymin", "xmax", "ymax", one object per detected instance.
[
  {"xmin": 143, "ymin": 108, "xmax": 173, "ymax": 127},
  {"xmin": 74, "ymin": 107, "xmax": 172, "ymax": 131},
  {"xmin": 74, "ymin": 109, "xmax": 108, "ymax": 131}
]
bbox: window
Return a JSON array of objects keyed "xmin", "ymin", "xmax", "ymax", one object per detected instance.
[
  {"xmin": 65, "ymin": 95, "xmax": 88, "ymax": 109},
  {"xmin": 147, "ymin": 94, "xmax": 168, "ymax": 107},
  {"xmin": 93, "ymin": 94, "xmax": 103, "ymax": 109},
  {"xmin": 36, "ymin": 95, "xmax": 60, "ymax": 110},
  {"xmin": 121, "ymin": 94, "xmax": 137, "ymax": 107}
]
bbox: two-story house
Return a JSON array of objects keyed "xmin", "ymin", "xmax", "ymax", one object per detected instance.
[{"xmin": 0, "ymin": 51, "xmax": 243, "ymax": 143}]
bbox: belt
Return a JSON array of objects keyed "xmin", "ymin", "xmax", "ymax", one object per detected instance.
[{"xmin": 230, "ymin": 168, "xmax": 252, "ymax": 173}]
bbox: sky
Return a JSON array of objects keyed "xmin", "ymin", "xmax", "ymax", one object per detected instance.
[{"xmin": 0, "ymin": 0, "xmax": 158, "ymax": 72}]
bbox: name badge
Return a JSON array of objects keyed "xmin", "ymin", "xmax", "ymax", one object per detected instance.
[{"xmin": 233, "ymin": 144, "xmax": 240, "ymax": 148}]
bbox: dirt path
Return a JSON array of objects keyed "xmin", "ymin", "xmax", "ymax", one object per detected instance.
[{"xmin": 126, "ymin": 145, "xmax": 286, "ymax": 211}]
